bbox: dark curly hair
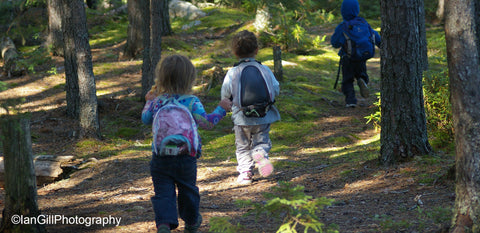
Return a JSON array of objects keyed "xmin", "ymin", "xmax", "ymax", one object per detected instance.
[{"xmin": 231, "ymin": 30, "xmax": 258, "ymax": 58}]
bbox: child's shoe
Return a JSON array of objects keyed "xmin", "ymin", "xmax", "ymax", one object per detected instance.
[
  {"xmin": 157, "ymin": 224, "xmax": 171, "ymax": 233},
  {"xmin": 184, "ymin": 214, "xmax": 202, "ymax": 233},
  {"xmin": 253, "ymin": 152, "xmax": 274, "ymax": 177},
  {"xmin": 358, "ymin": 78, "xmax": 369, "ymax": 98},
  {"xmin": 237, "ymin": 171, "xmax": 253, "ymax": 185}
]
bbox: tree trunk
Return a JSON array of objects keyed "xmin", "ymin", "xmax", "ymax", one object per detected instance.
[
  {"xmin": 62, "ymin": 0, "xmax": 101, "ymax": 138},
  {"xmin": 160, "ymin": 0, "xmax": 172, "ymax": 36},
  {"xmin": 253, "ymin": 6, "xmax": 271, "ymax": 33},
  {"xmin": 46, "ymin": 0, "xmax": 64, "ymax": 57},
  {"xmin": 0, "ymin": 117, "xmax": 46, "ymax": 233},
  {"xmin": 273, "ymin": 46, "xmax": 283, "ymax": 82},
  {"xmin": 436, "ymin": 0, "xmax": 445, "ymax": 23},
  {"xmin": 141, "ymin": 0, "xmax": 164, "ymax": 102},
  {"xmin": 150, "ymin": 0, "xmax": 163, "ymax": 73},
  {"xmin": 445, "ymin": 0, "xmax": 480, "ymax": 231},
  {"xmin": 124, "ymin": 0, "xmax": 144, "ymax": 59},
  {"xmin": 141, "ymin": 0, "xmax": 152, "ymax": 102},
  {"xmin": 379, "ymin": 0, "xmax": 431, "ymax": 165},
  {"xmin": 475, "ymin": 0, "xmax": 480, "ymax": 60},
  {"xmin": 0, "ymin": 37, "xmax": 23, "ymax": 78}
]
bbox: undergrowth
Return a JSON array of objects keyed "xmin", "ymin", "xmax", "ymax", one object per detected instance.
[{"xmin": 210, "ymin": 181, "xmax": 338, "ymax": 233}]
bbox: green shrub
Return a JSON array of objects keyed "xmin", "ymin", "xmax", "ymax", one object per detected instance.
[
  {"xmin": 423, "ymin": 64, "xmax": 453, "ymax": 150},
  {"xmin": 210, "ymin": 181, "xmax": 338, "ymax": 233}
]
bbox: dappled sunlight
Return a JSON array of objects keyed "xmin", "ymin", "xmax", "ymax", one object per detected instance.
[
  {"xmin": 328, "ymin": 132, "xmax": 380, "ymax": 158},
  {"xmin": 0, "ymin": 74, "xmax": 64, "ymax": 98},
  {"xmin": 324, "ymin": 172, "xmax": 417, "ymax": 199},
  {"xmin": 93, "ymin": 60, "xmax": 142, "ymax": 77},
  {"xmin": 0, "ymin": 74, "xmax": 66, "ymax": 113},
  {"xmin": 101, "ymin": 221, "xmax": 156, "ymax": 233},
  {"xmin": 262, "ymin": 59, "xmax": 298, "ymax": 67}
]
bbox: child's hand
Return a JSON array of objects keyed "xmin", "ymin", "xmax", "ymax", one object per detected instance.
[
  {"xmin": 219, "ymin": 98, "xmax": 232, "ymax": 111},
  {"xmin": 145, "ymin": 91, "xmax": 157, "ymax": 101}
]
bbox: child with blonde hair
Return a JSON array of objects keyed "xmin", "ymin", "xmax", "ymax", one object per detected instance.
[{"xmin": 142, "ymin": 55, "xmax": 231, "ymax": 233}]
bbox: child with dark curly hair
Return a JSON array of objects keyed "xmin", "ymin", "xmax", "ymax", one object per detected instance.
[{"xmin": 221, "ymin": 30, "xmax": 281, "ymax": 185}]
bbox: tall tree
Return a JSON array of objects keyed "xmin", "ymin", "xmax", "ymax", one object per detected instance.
[
  {"xmin": 475, "ymin": 0, "xmax": 480, "ymax": 59},
  {"xmin": 0, "ymin": 117, "xmax": 46, "ymax": 233},
  {"xmin": 125, "ymin": 0, "xmax": 171, "ymax": 60},
  {"xmin": 379, "ymin": 0, "xmax": 431, "ymax": 165},
  {"xmin": 445, "ymin": 0, "xmax": 480, "ymax": 231},
  {"xmin": 141, "ymin": 0, "xmax": 152, "ymax": 101},
  {"xmin": 141, "ymin": 0, "xmax": 164, "ymax": 101},
  {"xmin": 124, "ymin": 0, "xmax": 145, "ymax": 59},
  {"xmin": 62, "ymin": 0, "xmax": 101, "ymax": 138},
  {"xmin": 159, "ymin": 0, "xmax": 172, "ymax": 36},
  {"xmin": 46, "ymin": 0, "xmax": 63, "ymax": 56},
  {"xmin": 435, "ymin": 0, "xmax": 445, "ymax": 22}
]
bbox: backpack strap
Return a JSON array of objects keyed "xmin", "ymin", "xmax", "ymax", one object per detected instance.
[{"xmin": 234, "ymin": 58, "xmax": 261, "ymax": 67}]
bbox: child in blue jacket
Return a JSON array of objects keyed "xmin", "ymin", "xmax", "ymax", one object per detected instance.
[{"xmin": 331, "ymin": 0, "xmax": 381, "ymax": 107}]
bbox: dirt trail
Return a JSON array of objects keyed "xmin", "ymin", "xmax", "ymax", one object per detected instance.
[{"xmin": 0, "ymin": 40, "xmax": 454, "ymax": 233}]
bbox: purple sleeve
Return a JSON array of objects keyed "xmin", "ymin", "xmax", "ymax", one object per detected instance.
[{"xmin": 190, "ymin": 98, "xmax": 227, "ymax": 130}]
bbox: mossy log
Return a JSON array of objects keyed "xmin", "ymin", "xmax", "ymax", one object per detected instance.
[
  {"xmin": 0, "ymin": 155, "xmax": 75, "ymax": 186},
  {"xmin": 0, "ymin": 36, "xmax": 24, "ymax": 77}
]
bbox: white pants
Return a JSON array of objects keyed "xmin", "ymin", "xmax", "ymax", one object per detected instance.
[{"xmin": 234, "ymin": 124, "xmax": 272, "ymax": 174}]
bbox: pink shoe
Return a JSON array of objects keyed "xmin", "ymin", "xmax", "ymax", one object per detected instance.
[{"xmin": 253, "ymin": 152, "xmax": 274, "ymax": 177}]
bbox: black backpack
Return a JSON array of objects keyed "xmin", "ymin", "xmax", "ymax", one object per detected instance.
[{"xmin": 234, "ymin": 59, "xmax": 275, "ymax": 118}]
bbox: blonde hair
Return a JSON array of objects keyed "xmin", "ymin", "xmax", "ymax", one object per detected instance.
[
  {"xmin": 231, "ymin": 30, "xmax": 258, "ymax": 58},
  {"xmin": 151, "ymin": 55, "xmax": 197, "ymax": 95}
]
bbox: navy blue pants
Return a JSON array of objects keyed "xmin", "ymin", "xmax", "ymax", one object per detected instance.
[
  {"xmin": 341, "ymin": 58, "xmax": 369, "ymax": 105},
  {"xmin": 150, "ymin": 154, "xmax": 200, "ymax": 229}
]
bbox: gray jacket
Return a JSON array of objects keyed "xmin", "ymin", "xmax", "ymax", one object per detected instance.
[{"xmin": 221, "ymin": 59, "xmax": 281, "ymax": 126}]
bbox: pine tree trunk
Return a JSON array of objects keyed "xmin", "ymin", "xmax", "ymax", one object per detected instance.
[
  {"xmin": 141, "ymin": 0, "xmax": 164, "ymax": 102},
  {"xmin": 379, "ymin": 0, "xmax": 431, "ymax": 165},
  {"xmin": 150, "ymin": 0, "xmax": 163, "ymax": 73},
  {"xmin": 124, "ymin": 0, "xmax": 144, "ymax": 59},
  {"xmin": 0, "ymin": 117, "xmax": 46, "ymax": 233},
  {"xmin": 475, "ymin": 0, "xmax": 480, "ymax": 59},
  {"xmin": 273, "ymin": 46, "xmax": 283, "ymax": 82},
  {"xmin": 141, "ymin": 0, "xmax": 152, "ymax": 102},
  {"xmin": 63, "ymin": 0, "xmax": 79, "ymax": 119},
  {"xmin": 62, "ymin": 0, "xmax": 100, "ymax": 138},
  {"xmin": 46, "ymin": 0, "xmax": 64, "ymax": 56},
  {"xmin": 160, "ymin": 0, "xmax": 172, "ymax": 36},
  {"xmin": 0, "ymin": 37, "xmax": 23, "ymax": 78},
  {"xmin": 435, "ymin": 0, "xmax": 445, "ymax": 22},
  {"xmin": 445, "ymin": 0, "xmax": 480, "ymax": 231}
]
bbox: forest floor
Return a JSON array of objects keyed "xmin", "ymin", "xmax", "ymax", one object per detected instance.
[{"xmin": 0, "ymin": 8, "xmax": 455, "ymax": 233}]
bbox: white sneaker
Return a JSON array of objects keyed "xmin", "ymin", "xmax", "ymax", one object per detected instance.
[{"xmin": 236, "ymin": 171, "xmax": 253, "ymax": 185}]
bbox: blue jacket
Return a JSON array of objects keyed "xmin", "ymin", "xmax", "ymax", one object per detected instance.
[{"xmin": 330, "ymin": 0, "xmax": 381, "ymax": 57}]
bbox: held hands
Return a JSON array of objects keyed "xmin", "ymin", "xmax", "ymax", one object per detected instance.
[
  {"xmin": 219, "ymin": 98, "xmax": 232, "ymax": 111},
  {"xmin": 145, "ymin": 91, "xmax": 157, "ymax": 101}
]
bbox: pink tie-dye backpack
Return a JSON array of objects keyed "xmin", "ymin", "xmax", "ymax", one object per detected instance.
[{"xmin": 152, "ymin": 96, "xmax": 199, "ymax": 157}]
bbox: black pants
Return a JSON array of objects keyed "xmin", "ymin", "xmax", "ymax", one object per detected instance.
[{"xmin": 341, "ymin": 58, "xmax": 369, "ymax": 105}]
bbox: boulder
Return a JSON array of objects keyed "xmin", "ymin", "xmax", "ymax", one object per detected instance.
[{"xmin": 169, "ymin": 0, "xmax": 206, "ymax": 20}]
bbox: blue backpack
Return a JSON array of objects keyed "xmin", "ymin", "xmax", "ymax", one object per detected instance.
[
  {"xmin": 342, "ymin": 17, "xmax": 376, "ymax": 61},
  {"xmin": 152, "ymin": 96, "xmax": 200, "ymax": 158}
]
